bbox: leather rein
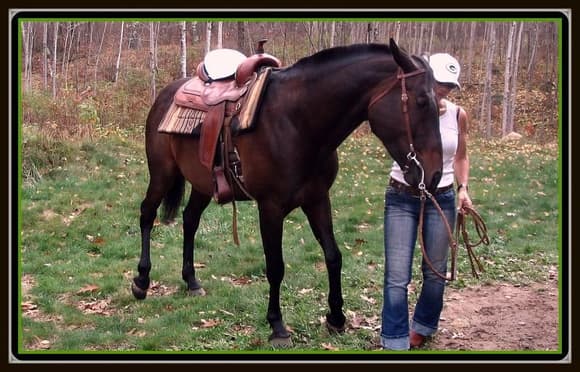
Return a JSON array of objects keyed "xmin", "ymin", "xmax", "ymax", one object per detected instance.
[{"xmin": 369, "ymin": 68, "xmax": 489, "ymax": 281}]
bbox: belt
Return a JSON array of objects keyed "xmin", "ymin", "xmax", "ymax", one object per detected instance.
[{"xmin": 389, "ymin": 178, "xmax": 453, "ymax": 197}]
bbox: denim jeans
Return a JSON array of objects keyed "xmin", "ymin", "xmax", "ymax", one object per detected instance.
[{"xmin": 380, "ymin": 185, "xmax": 456, "ymax": 350}]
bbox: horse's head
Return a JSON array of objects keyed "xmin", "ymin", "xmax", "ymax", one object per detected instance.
[{"xmin": 368, "ymin": 38, "xmax": 443, "ymax": 193}]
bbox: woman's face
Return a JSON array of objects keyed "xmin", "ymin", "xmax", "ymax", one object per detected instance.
[{"xmin": 434, "ymin": 82, "xmax": 456, "ymax": 99}]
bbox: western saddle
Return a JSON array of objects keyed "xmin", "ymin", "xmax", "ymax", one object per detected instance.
[{"xmin": 170, "ymin": 40, "xmax": 281, "ymax": 207}]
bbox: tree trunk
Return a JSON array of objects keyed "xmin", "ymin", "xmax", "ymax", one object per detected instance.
[
  {"xmin": 508, "ymin": 22, "xmax": 524, "ymax": 134},
  {"xmin": 113, "ymin": 21, "xmax": 124, "ymax": 83},
  {"xmin": 52, "ymin": 22, "xmax": 59, "ymax": 99},
  {"xmin": 466, "ymin": 22, "xmax": 477, "ymax": 85},
  {"xmin": 501, "ymin": 21, "xmax": 516, "ymax": 136},
  {"xmin": 330, "ymin": 21, "xmax": 336, "ymax": 47},
  {"xmin": 94, "ymin": 22, "xmax": 107, "ymax": 87},
  {"xmin": 205, "ymin": 22, "xmax": 212, "ymax": 54},
  {"xmin": 180, "ymin": 21, "xmax": 187, "ymax": 78},
  {"xmin": 480, "ymin": 23, "xmax": 496, "ymax": 138},
  {"xmin": 526, "ymin": 23, "xmax": 539, "ymax": 82},
  {"xmin": 217, "ymin": 21, "xmax": 223, "ymax": 49},
  {"xmin": 22, "ymin": 22, "xmax": 33, "ymax": 92},
  {"xmin": 42, "ymin": 23, "xmax": 48, "ymax": 90},
  {"xmin": 149, "ymin": 22, "xmax": 157, "ymax": 103}
]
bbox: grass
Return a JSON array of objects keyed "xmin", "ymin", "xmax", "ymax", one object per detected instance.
[{"xmin": 18, "ymin": 130, "xmax": 561, "ymax": 355}]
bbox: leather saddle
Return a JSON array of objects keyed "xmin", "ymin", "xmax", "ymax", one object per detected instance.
[{"xmin": 172, "ymin": 44, "xmax": 281, "ymax": 205}]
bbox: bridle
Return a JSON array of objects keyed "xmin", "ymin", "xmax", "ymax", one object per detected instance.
[
  {"xmin": 368, "ymin": 68, "xmax": 429, "ymax": 191},
  {"xmin": 369, "ymin": 67, "xmax": 489, "ymax": 281}
]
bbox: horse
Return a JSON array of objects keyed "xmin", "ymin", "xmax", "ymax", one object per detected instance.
[{"xmin": 132, "ymin": 38, "xmax": 443, "ymax": 346}]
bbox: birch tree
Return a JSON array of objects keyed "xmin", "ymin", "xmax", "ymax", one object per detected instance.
[
  {"xmin": 480, "ymin": 23, "xmax": 496, "ymax": 138},
  {"xmin": 180, "ymin": 21, "xmax": 187, "ymax": 78},
  {"xmin": 21, "ymin": 22, "xmax": 33, "ymax": 92},
  {"xmin": 52, "ymin": 22, "xmax": 58, "ymax": 99},
  {"xmin": 217, "ymin": 21, "xmax": 223, "ymax": 49},
  {"xmin": 94, "ymin": 22, "xmax": 107, "ymax": 87},
  {"xmin": 42, "ymin": 23, "xmax": 48, "ymax": 90},
  {"xmin": 526, "ymin": 23, "xmax": 539, "ymax": 82},
  {"xmin": 466, "ymin": 22, "xmax": 477, "ymax": 84},
  {"xmin": 149, "ymin": 22, "xmax": 158, "ymax": 103},
  {"xmin": 113, "ymin": 21, "xmax": 124, "ymax": 83},
  {"xmin": 501, "ymin": 22, "xmax": 516, "ymax": 136},
  {"xmin": 205, "ymin": 22, "xmax": 212, "ymax": 54}
]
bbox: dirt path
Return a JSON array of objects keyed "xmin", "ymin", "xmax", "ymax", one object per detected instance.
[{"xmin": 426, "ymin": 280, "xmax": 559, "ymax": 351}]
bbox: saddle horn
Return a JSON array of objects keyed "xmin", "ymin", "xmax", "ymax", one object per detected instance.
[{"xmin": 255, "ymin": 39, "xmax": 268, "ymax": 54}]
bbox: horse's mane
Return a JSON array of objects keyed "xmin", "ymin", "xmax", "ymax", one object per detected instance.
[{"xmin": 291, "ymin": 43, "xmax": 393, "ymax": 69}]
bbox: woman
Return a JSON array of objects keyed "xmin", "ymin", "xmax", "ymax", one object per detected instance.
[{"xmin": 380, "ymin": 53, "xmax": 472, "ymax": 350}]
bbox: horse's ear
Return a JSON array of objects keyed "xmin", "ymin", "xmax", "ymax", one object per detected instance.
[{"xmin": 390, "ymin": 38, "xmax": 417, "ymax": 73}]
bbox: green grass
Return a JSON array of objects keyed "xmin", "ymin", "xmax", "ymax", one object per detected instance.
[{"xmin": 18, "ymin": 131, "xmax": 560, "ymax": 354}]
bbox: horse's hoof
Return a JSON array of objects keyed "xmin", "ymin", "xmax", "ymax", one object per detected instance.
[
  {"xmin": 326, "ymin": 321, "xmax": 347, "ymax": 334},
  {"xmin": 269, "ymin": 335, "xmax": 293, "ymax": 348},
  {"xmin": 326, "ymin": 313, "xmax": 347, "ymax": 333},
  {"xmin": 187, "ymin": 287, "xmax": 206, "ymax": 296},
  {"xmin": 131, "ymin": 281, "xmax": 148, "ymax": 300}
]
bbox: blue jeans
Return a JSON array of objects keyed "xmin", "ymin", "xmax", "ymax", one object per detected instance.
[{"xmin": 380, "ymin": 185, "xmax": 456, "ymax": 350}]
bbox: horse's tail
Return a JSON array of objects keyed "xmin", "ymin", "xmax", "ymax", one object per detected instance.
[{"xmin": 160, "ymin": 173, "xmax": 185, "ymax": 223}]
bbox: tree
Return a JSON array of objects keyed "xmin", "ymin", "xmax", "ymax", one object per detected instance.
[
  {"xmin": 149, "ymin": 22, "xmax": 159, "ymax": 103},
  {"xmin": 217, "ymin": 21, "xmax": 223, "ymax": 49},
  {"xmin": 205, "ymin": 22, "xmax": 212, "ymax": 54},
  {"xmin": 501, "ymin": 21, "xmax": 517, "ymax": 136},
  {"xmin": 51, "ymin": 22, "xmax": 59, "ymax": 99},
  {"xmin": 113, "ymin": 21, "xmax": 124, "ymax": 83},
  {"xmin": 180, "ymin": 21, "xmax": 187, "ymax": 78},
  {"xmin": 480, "ymin": 22, "xmax": 496, "ymax": 138}
]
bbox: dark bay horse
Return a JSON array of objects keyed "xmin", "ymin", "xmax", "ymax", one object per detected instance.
[{"xmin": 132, "ymin": 39, "xmax": 443, "ymax": 346}]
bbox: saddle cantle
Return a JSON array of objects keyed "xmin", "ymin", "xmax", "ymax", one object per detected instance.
[{"xmin": 158, "ymin": 43, "xmax": 281, "ymax": 206}]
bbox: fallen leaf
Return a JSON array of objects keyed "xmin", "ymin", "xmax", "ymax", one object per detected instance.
[{"xmin": 76, "ymin": 284, "xmax": 100, "ymax": 294}]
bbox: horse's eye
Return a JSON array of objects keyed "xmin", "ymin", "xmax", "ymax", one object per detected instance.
[{"xmin": 416, "ymin": 94, "xmax": 429, "ymax": 107}]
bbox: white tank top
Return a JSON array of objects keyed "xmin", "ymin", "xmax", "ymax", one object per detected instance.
[{"xmin": 390, "ymin": 99, "xmax": 458, "ymax": 188}]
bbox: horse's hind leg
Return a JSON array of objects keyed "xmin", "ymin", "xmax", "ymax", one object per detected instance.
[
  {"xmin": 302, "ymin": 192, "xmax": 347, "ymax": 333},
  {"xmin": 132, "ymin": 170, "xmax": 183, "ymax": 300},
  {"xmin": 181, "ymin": 189, "xmax": 211, "ymax": 296}
]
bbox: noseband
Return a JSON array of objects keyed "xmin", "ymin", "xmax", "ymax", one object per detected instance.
[{"xmin": 368, "ymin": 68, "xmax": 428, "ymax": 191}]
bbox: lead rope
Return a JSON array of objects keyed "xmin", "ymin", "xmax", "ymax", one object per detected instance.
[
  {"xmin": 418, "ymin": 190, "xmax": 458, "ymax": 281},
  {"xmin": 418, "ymin": 189, "xmax": 489, "ymax": 281},
  {"xmin": 456, "ymin": 206, "xmax": 489, "ymax": 279}
]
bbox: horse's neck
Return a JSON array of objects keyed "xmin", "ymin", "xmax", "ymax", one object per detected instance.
[{"xmin": 278, "ymin": 60, "xmax": 393, "ymax": 148}]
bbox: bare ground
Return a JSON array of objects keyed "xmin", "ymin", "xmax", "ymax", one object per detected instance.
[{"xmin": 425, "ymin": 280, "xmax": 560, "ymax": 351}]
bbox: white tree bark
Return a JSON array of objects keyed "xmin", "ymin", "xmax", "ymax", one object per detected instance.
[
  {"xmin": 501, "ymin": 21, "xmax": 516, "ymax": 136},
  {"xmin": 480, "ymin": 23, "xmax": 496, "ymax": 138},
  {"xmin": 205, "ymin": 22, "xmax": 212, "ymax": 54},
  {"xmin": 113, "ymin": 21, "xmax": 124, "ymax": 83},
  {"xmin": 217, "ymin": 21, "xmax": 223, "ymax": 49},
  {"xmin": 180, "ymin": 21, "xmax": 187, "ymax": 78},
  {"xmin": 52, "ymin": 22, "xmax": 59, "ymax": 99}
]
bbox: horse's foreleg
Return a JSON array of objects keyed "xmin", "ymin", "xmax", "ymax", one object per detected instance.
[
  {"xmin": 182, "ymin": 190, "xmax": 211, "ymax": 296},
  {"xmin": 258, "ymin": 202, "xmax": 292, "ymax": 346},
  {"xmin": 302, "ymin": 194, "xmax": 347, "ymax": 332}
]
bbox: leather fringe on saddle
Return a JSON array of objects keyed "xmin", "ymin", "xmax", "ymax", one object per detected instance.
[{"xmin": 418, "ymin": 194, "xmax": 489, "ymax": 281}]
